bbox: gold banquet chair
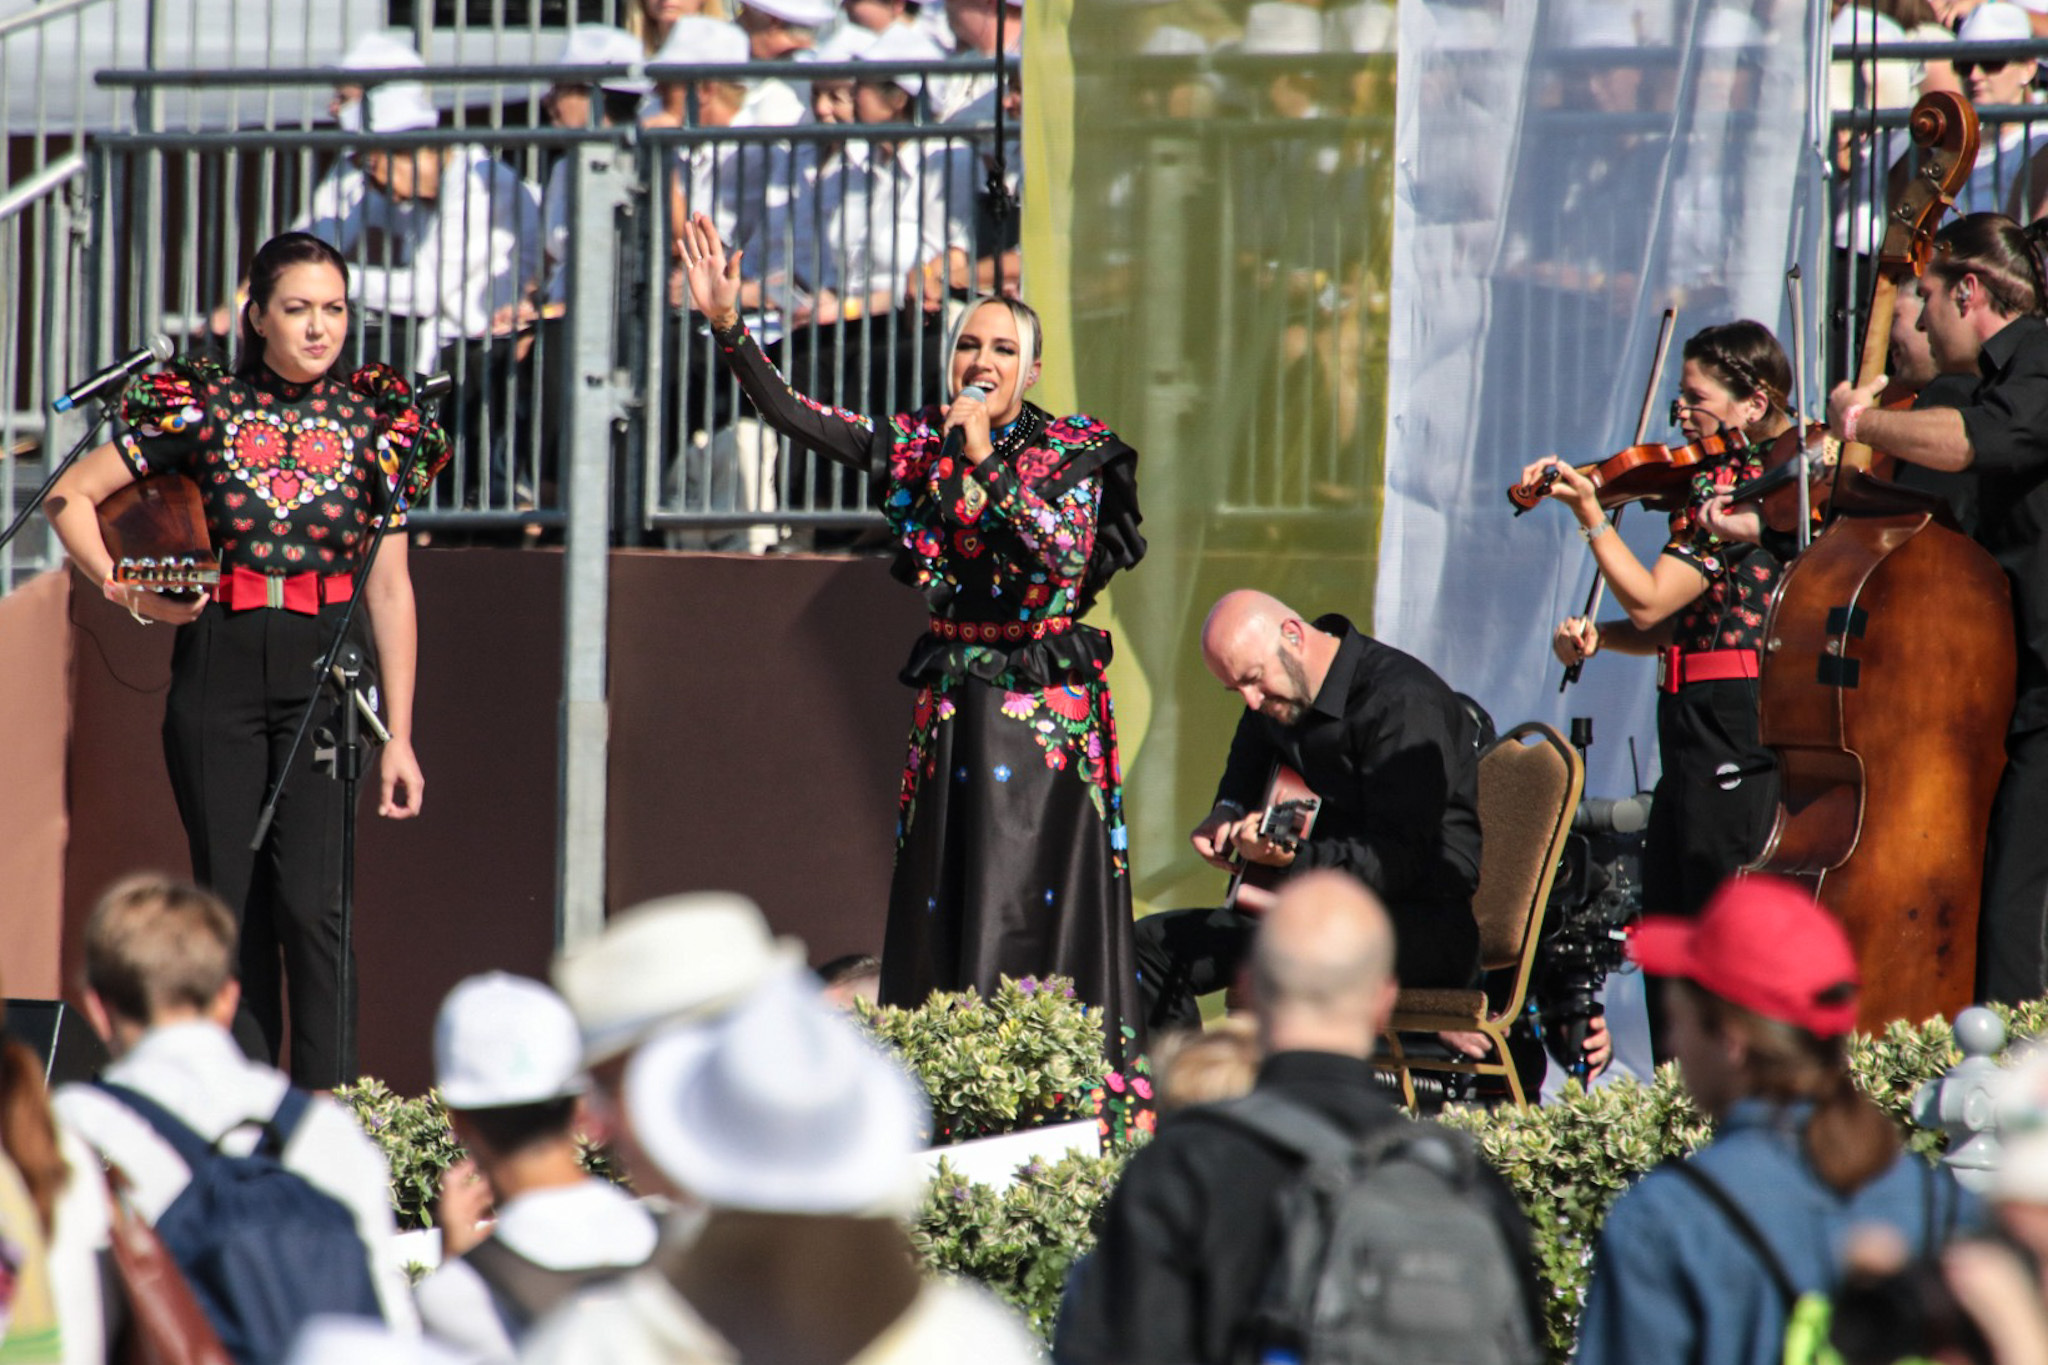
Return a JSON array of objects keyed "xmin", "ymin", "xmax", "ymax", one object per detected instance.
[{"xmin": 1376, "ymin": 721, "xmax": 1583, "ymax": 1108}]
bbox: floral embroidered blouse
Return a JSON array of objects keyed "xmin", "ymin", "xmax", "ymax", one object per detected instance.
[
  {"xmin": 1660, "ymin": 437, "xmax": 1783, "ymax": 656},
  {"xmin": 710, "ymin": 319, "xmax": 1145, "ymax": 686},
  {"xmin": 116, "ymin": 357, "xmax": 449, "ymax": 575}
]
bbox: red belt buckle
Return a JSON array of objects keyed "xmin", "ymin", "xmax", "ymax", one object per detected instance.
[{"xmin": 1657, "ymin": 646, "xmax": 1681, "ymax": 694}]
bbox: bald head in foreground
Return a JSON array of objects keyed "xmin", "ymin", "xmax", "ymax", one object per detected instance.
[
  {"xmin": 1253, "ymin": 870, "xmax": 1400, "ymax": 1056},
  {"xmin": 1056, "ymin": 867, "xmax": 1542, "ymax": 1365}
]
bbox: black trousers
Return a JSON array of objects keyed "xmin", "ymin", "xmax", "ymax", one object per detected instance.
[
  {"xmin": 1980, "ymin": 723, "xmax": 2048, "ymax": 1003},
  {"xmin": 162, "ymin": 602, "xmax": 361, "ymax": 1087},
  {"xmin": 1639, "ymin": 677, "xmax": 1778, "ymax": 1058},
  {"xmin": 1133, "ymin": 894, "xmax": 1481, "ymax": 1033}
]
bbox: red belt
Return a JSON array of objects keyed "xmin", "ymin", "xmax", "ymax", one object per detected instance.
[
  {"xmin": 929, "ymin": 616, "xmax": 1073, "ymax": 644},
  {"xmin": 1658, "ymin": 646, "xmax": 1760, "ymax": 694},
  {"xmin": 215, "ymin": 566, "xmax": 354, "ymax": 615}
]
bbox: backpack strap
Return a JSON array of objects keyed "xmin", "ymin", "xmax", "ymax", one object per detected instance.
[
  {"xmin": 1203, "ymin": 1092, "xmax": 1363, "ymax": 1169},
  {"xmin": 460, "ymin": 1235, "xmax": 635, "ymax": 1330},
  {"xmin": 1664, "ymin": 1159, "xmax": 1801, "ymax": 1312},
  {"xmin": 90, "ymin": 1081, "xmax": 219, "ymax": 1171},
  {"xmin": 262, "ymin": 1088, "xmax": 315, "ymax": 1159}
]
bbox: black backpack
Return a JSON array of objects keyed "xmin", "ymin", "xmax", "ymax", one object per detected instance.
[
  {"xmin": 92, "ymin": 1082, "xmax": 385, "ymax": 1365},
  {"xmin": 1207, "ymin": 1093, "xmax": 1539, "ymax": 1365}
]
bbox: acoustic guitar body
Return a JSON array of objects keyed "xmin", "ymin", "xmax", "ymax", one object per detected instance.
[
  {"xmin": 1226, "ymin": 763, "xmax": 1323, "ymax": 916},
  {"xmin": 98, "ymin": 473, "xmax": 219, "ymax": 595}
]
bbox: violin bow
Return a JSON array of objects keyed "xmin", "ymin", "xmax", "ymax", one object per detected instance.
[{"xmin": 1561, "ymin": 307, "xmax": 1677, "ymax": 692}]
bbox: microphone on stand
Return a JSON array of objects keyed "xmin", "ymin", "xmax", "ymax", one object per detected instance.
[
  {"xmin": 941, "ymin": 385, "xmax": 989, "ymax": 464},
  {"xmin": 50, "ymin": 335, "xmax": 176, "ymax": 413}
]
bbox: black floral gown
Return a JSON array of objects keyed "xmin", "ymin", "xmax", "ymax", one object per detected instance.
[
  {"xmin": 1642, "ymin": 440, "xmax": 1784, "ymax": 918},
  {"xmin": 712, "ymin": 320, "xmax": 1147, "ymax": 1050}
]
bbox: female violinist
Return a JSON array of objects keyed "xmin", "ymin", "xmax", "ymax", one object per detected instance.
[{"xmin": 1519, "ymin": 320, "xmax": 1792, "ymax": 1052}]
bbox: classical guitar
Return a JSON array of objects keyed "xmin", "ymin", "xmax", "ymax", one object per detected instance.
[
  {"xmin": 1224, "ymin": 762, "xmax": 1322, "ymax": 915},
  {"xmin": 97, "ymin": 473, "xmax": 219, "ymax": 596}
]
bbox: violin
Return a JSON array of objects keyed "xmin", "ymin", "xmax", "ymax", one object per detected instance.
[{"xmin": 1507, "ymin": 430, "xmax": 1748, "ymax": 516}]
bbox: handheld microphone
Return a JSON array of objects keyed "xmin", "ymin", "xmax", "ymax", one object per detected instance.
[
  {"xmin": 941, "ymin": 384, "xmax": 989, "ymax": 463},
  {"xmin": 51, "ymin": 335, "xmax": 175, "ymax": 414}
]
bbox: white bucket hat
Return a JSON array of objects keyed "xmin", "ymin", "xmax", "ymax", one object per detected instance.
[
  {"xmin": 434, "ymin": 972, "xmax": 588, "ymax": 1110},
  {"xmin": 745, "ymin": 0, "xmax": 838, "ymax": 28},
  {"xmin": 625, "ymin": 969, "xmax": 929, "ymax": 1215},
  {"xmin": 357, "ymin": 82, "xmax": 440, "ymax": 135},
  {"xmin": 552, "ymin": 891, "xmax": 805, "ymax": 1064},
  {"xmin": 856, "ymin": 23, "xmax": 948, "ymax": 96},
  {"xmin": 558, "ymin": 24, "xmax": 654, "ymax": 96}
]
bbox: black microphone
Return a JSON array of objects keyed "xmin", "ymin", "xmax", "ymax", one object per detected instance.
[
  {"xmin": 413, "ymin": 371, "xmax": 453, "ymax": 405},
  {"xmin": 941, "ymin": 385, "xmax": 989, "ymax": 463},
  {"xmin": 51, "ymin": 335, "xmax": 175, "ymax": 413}
]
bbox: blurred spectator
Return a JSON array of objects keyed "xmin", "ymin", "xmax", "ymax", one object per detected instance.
[
  {"xmin": 0, "ymin": 996, "xmax": 80, "ymax": 1362},
  {"xmin": 737, "ymin": 0, "xmax": 834, "ymax": 124},
  {"xmin": 297, "ymin": 33, "xmax": 430, "ymax": 248},
  {"xmin": 52, "ymin": 876, "xmax": 419, "ymax": 1334},
  {"xmin": 1056, "ymin": 871, "xmax": 1542, "ymax": 1365},
  {"xmin": 627, "ymin": 0, "xmax": 733, "ymax": 56},
  {"xmin": 413, "ymin": 975, "xmax": 656, "ymax": 1365},
  {"xmin": 540, "ymin": 26, "xmax": 654, "ymax": 313},
  {"xmin": 520, "ymin": 969, "xmax": 1041, "ymax": 1364},
  {"xmin": 817, "ymin": 954, "xmax": 883, "ymax": 1008},
  {"xmin": 1148, "ymin": 1017, "xmax": 1260, "ymax": 1114},
  {"xmin": 1933, "ymin": 0, "xmax": 2048, "ymax": 37},
  {"xmin": 1573, "ymin": 876, "xmax": 1982, "ymax": 1365},
  {"xmin": 287, "ymin": 1316, "xmax": 467, "ymax": 1365},
  {"xmin": 928, "ymin": 71, "xmax": 1023, "ymax": 300},
  {"xmin": 930, "ymin": 0, "xmax": 1022, "ymax": 123},
  {"xmin": 1954, "ymin": 4, "xmax": 2048, "ymax": 221},
  {"xmin": 551, "ymin": 892, "xmax": 802, "ymax": 1199}
]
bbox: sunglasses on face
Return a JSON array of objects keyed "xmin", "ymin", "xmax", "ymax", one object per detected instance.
[{"xmin": 1957, "ymin": 60, "xmax": 2011, "ymax": 77}]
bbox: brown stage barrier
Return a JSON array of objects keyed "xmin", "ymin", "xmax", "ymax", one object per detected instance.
[{"xmin": 9, "ymin": 549, "xmax": 918, "ymax": 1094}]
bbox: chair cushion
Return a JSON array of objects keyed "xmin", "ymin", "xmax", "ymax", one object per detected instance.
[{"xmin": 1390, "ymin": 987, "xmax": 1487, "ymax": 1020}]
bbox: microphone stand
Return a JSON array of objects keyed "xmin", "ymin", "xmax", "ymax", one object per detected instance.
[{"xmin": 248, "ymin": 372, "xmax": 450, "ymax": 1085}]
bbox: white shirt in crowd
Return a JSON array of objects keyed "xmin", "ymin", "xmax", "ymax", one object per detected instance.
[
  {"xmin": 52, "ymin": 1020, "xmax": 421, "ymax": 1334},
  {"xmin": 311, "ymin": 146, "xmax": 543, "ymax": 375},
  {"xmin": 517, "ymin": 1266, "xmax": 1042, "ymax": 1365},
  {"xmin": 414, "ymin": 1178, "xmax": 658, "ymax": 1365},
  {"xmin": 792, "ymin": 137, "xmax": 947, "ymax": 307},
  {"xmin": 933, "ymin": 86, "xmax": 1022, "ymax": 268},
  {"xmin": 680, "ymin": 89, "xmax": 802, "ymax": 341}
]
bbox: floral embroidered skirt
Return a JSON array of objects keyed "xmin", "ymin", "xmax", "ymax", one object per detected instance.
[{"xmin": 880, "ymin": 623, "xmax": 1143, "ymax": 1059}]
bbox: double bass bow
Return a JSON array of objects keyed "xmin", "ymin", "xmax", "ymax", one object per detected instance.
[{"xmin": 1745, "ymin": 90, "xmax": 2013, "ymax": 1029}]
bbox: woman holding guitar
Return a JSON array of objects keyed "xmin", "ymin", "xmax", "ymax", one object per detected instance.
[
  {"xmin": 42, "ymin": 232, "xmax": 448, "ymax": 1088},
  {"xmin": 1519, "ymin": 321, "xmax": 1791, "ymax": 1053}
]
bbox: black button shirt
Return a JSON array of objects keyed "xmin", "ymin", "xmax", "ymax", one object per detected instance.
[
  {"xmin": 1958, "ymin": 314, "xmax": 2048, "ymax": 732},
  {"xmin": 1214, "ymin": 615, "xmax": 1483, "ymax": 910}
]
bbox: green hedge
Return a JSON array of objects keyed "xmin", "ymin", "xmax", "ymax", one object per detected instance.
[{"xmin": 338, "ymin": 987, "xmax": 2048, "ymax": 1361}]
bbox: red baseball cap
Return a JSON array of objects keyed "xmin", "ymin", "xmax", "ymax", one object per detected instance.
[{"xmin": 1627, "ymin": 874, "xmax": 1862, "ymax": 1037}]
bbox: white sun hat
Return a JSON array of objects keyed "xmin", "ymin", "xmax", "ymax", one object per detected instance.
[
  {"xmin": 745, "ymin": 0, "xmax": 838, "ymax": 28},
  {"xmin": 434, "ymin": 972, "xmax": 588, "ymax": 1110},
  {"xmin": 558, "ymin": 24, "xmax": 654, "ymax": 96},
  {"xmin": 358, "ymin": 81, "xmax": 441, "ymax": 134},
  {"xmin": 552, "ymin": 891, "xmax": 806, "ymax": 1064},
  {"xmin": 625, "ymin": 968, "xmax": 929, "ymax": 1216},
  {"xmin": 656, "ymin": 15, "xmax": 754, "ymax": 68},
  {"xmin": 856, "ymin": 23, "xmax": 948, "ymax": 95}
]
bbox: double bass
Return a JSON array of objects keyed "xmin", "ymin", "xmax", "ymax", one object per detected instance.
[{"xmin": 1747, "ymin": 91, "xmax": 2014, "ymax": 1029}]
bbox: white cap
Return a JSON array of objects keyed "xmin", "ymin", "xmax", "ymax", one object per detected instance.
[
  {"xmin": 857, "ymin": 23, "xmax": 948, "ymax": 94},
  {"xmin": 357, "ymin": 82, "xmax": 440, "ymax": 134},
  {"xmin": 745, "ymin": 0, "xmax": 837, "ymax": 27},
  {"xmin": 811, "ymin": 24, "xmax": 880, "ymax": 63},
  {"xmin": 340, "ymin": 32, "xmax": 426, "ymax": 74},
  {"xmin": 434, "ymin": 973, "xmax": 588, "ymax": 1110},
  {"xmin": 625, "ymin": 969, "xmax": 929, "ymax": 1215},
  {"xmin": 656, "ymin": 15, "xmax": 753, "ymax": 68},
  {"xmin": 1961, "ymin": 2, "xmax": 2036, "ymax": 44},
  {"xmin": 1240, "ymin": 2, "xmax": 1326, "ymax": 55},
  {"xmin": 1140, "ymin": 24, "xmax": 1210, "ymax": 56},
  {"xmin": 558, "ymin": 25, "xmax": 653, "ymax": 95},
  {"xmin": 552, "ymin": 891, "xmax": 805, "ymax": 1064}
]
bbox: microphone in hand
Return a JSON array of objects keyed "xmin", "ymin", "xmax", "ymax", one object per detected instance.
[{"xmin": 941, "ymin": 384, "xmax": 989, "ymax": 465}]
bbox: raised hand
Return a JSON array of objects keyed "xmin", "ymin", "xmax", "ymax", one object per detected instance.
[{"xmin": 677, "ymin": 212, "xmax": 743, "ymax": 328}]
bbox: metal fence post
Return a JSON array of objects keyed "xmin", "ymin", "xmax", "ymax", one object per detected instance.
[{"xmin": 557, "ymin": 134, "xmax": 635, "ymax": 949}]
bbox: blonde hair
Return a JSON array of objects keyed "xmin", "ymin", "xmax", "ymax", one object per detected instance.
[
  {"xmin": 83, "ymin": 874, "xmax": 237, "ymax": 1026},
  {"xmin": 1150, "ymin": 1018, "xmax": 1260, "ymax": 1113},
  {"xmin": 627, "ymin": 0, "xmax": 730, "ymax": 53}
]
